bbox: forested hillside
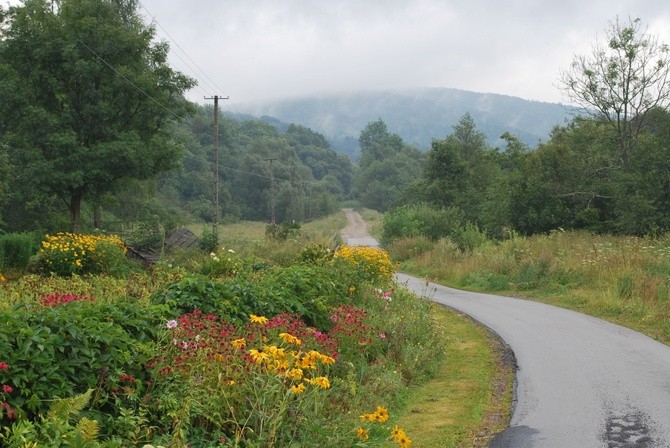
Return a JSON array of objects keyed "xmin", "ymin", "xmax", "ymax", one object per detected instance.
[{"xmin": 237, "ymin": 87, "xmax": 575, "ymax": 158}]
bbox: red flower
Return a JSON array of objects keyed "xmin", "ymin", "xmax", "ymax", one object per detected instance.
[
  {"xmin": 0, "ymin": 362, "xmax": 8, "ymax": 371},
  {"xmin": 2, "ymin": 384, "xmax": 12, "ymax": 394}
]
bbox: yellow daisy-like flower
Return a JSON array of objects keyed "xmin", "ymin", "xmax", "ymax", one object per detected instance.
[
  {"xmin": 319, "ymin": 354, "xmax": 336, "ymax": 365},
  {"xmin": 390, "ymin": 425, "xmax": 412, "ymax": 447},
  {"xmin": 306, "ymin": 376, "xmax": 330, "ymax": 389},
  {"xmin": 213, "ymin": 353, "xmax": 225, "ymax": 362},
  {"xmin": 231, "ymin": 338, "xmax": 246, "ymax": 349},
  {"xmin": 249, "ymin": 314, "xmax": 268, "ymax": 324},
  {"xmin": 290, "ymin": 383, "xmax": 306, "ymax": 394},
  {"xmin": 285, "ymin": 368, "xmax": 303, "ymax": 380},
  {"xmin": 374, "ymin": 405, "xmax": 389, "ymax": 423},
  {"xmin": 279, "ymin": 332, "xmax": 302, "ymax": 345},
  {"xmin": 248, "ymin": 349, "xmax": 270, "ymax": 364},
  {"xmin": 356, "ymin": 427, "xmax": 369, "ymax": 441}
]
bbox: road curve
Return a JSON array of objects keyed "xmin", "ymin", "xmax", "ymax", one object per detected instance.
[{"xmin": 340, "ymin": 209, "xmax": 670, "ymax": 448}]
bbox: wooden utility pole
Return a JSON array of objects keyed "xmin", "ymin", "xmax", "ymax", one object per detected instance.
[
  {"xmin": 265, "ymin": 157, "xmax": 278, "ymax": 224},
  {"xmin": 204, "ymin": 95, "xmax": 228, "ymax": 235}
]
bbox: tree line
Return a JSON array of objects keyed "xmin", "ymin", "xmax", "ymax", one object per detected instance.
[{"xmin": 1, "ymin": 5, "xmax": 668, "ymax": 240}]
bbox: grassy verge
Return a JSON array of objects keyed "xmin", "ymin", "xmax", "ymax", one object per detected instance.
[
  {"xmin": 389, "ymin": 231, "xmax": 670, "ymax": 346},
  {"xmin": 394, "ymin": 303, "xmax": 513, "ymax": 447}
]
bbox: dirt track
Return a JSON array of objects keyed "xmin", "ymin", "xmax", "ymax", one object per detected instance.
[{"xmin": 339, "ymin": 209, "xmax": 380, "ymax": 247}]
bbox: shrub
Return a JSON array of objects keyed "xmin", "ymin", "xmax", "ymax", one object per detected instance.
[
  {"xmin": 386, "ymin": 236, "xmax": 434, "ymax": 262},
  {"xmin": 36, "ymin": 233, "xmax": 128, "ymax": 276},
  {"xmin": 265, "ymin": 221, "xmax": 301, "ymax": 241},
  {"xmin": 0, "ymin": 301, "xmax": 163, "ymax": 422},
  {"xmin": 0, "ymin": 232, "xmax": 40, "ymax": 272},
  {"xmin": 333, "ymin": 245, "xmax": 395, "ymax": 284},
  {"xmin": 151, "ymin": 263, "xmax": 349, "ymax": 331},
  {"xmin": 198, "ymin": 247, "xmax": 242, "ymax": 278},
  {"xmin": 198, "ymin": 227, "xmax": 219, "ymax": 253}
]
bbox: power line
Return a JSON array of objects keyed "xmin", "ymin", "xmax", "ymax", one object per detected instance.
[
  {"xmin": 76, "ymin": 38, "xmax": 183, "ymax": 121},
  {"xmin": 137, "ymin": 1, "xmax": 243, "ymax": 116}
]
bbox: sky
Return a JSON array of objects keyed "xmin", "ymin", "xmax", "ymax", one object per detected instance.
[{"xmin": 4, "ymin": 0, "xmax": 670, "ymax": 108}]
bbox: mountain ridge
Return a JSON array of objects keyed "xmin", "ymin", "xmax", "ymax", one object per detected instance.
[{"xmin": 235, "ymin": 87, "xmax": 577, "ymax": 157}]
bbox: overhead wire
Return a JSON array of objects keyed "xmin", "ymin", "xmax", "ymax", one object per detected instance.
[{"xmin": 137, "ymin": 1, "xmax": 243, "ymax": 116}]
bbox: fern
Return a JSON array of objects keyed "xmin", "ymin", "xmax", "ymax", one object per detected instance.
[
  {"xmin": 76, "ymin": 417, "xmax": 100, "ymax": 442},
  {"xmin": 47, "ymin": 388, "xmax": 94, "ymax": 421}
]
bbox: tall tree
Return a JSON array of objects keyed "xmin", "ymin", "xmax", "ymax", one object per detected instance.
[
  {"xmin": 559, "ymin": 17, "xmax": 670, "ymax": 172},
  {"xmin": 0, "ymin": 0, "xmax": 194, "ymax": 231}
]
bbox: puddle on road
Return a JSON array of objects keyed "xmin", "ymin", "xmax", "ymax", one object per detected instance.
[{"xmin": 604, "ymin": 411, "xmax": 654, "ymax": 447}]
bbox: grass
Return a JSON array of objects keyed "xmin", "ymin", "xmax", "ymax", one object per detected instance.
[
  {"xmin": 390, "ymin": 231, "xmax": 670, "ymax": 346},
  {"xmin": 394, "ymin": 303, "xmax": 513, "ymax": 447}
]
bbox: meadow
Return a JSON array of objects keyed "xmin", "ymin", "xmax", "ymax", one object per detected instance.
[{"xmin": 388, "ymin": 230, "xmax": 670, "ymax": 346}]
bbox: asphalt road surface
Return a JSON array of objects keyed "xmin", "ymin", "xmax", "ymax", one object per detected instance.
[{"xmin": 341, "ymin": 209, "xmax": 670, "ymax": 448}]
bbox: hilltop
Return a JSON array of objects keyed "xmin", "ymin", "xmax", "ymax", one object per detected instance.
[{"xmin": 236, "ymin": 87, "xmax": 576, "ymax": 158}]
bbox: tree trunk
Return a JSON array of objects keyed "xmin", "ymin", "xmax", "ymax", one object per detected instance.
[
  {"xmin": 93, "ymin": 205, "xmax": 102, "ymax": 229},
  {"xmin": 69, "ymin": 189, "xmax": 83, "ymax": 233}
]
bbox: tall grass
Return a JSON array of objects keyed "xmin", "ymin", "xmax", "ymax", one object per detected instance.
[{"xmin": 391, "ymin": 231, "xmax": 670, "ymax": 345}]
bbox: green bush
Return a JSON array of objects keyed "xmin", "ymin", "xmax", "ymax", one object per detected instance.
[
  {"xmin": 0, "ymin": 300, "xmax": 163, "ymax": 422},
  {"xmin": 265, "ymin": 221, "xmax": 301, "ymax": 241},
  {"xmin": 151, "ymin": 263, "xmax": 351, "ymax": 330},
  {"xmin": 382, "ymin": 204, "xmax": 466, "ymax": 244},
  {"xmin": 35, "ymin": 233, "xmax": 129, "ymax": 277},
  {"xmin": 0, "ymin": 232, "xmax": 40, "ymax": 272}
]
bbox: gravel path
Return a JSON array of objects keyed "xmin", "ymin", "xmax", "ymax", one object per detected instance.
[{"xmin": 340, "ymin": 209, "xmax": 670, "ymax": 448}]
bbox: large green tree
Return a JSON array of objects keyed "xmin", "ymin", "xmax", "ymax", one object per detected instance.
[
  {"xmin": 0, "ymin": 0, "xmax": 194, "ymax": 231},
  {"xmin": 559, "ymin": 17, "xmax": 670, "ymax": 172}
]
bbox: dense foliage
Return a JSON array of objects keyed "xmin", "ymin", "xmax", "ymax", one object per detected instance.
[{"xmin": 0, "ymin": 239, "xmax": 439, "ymax": 447}]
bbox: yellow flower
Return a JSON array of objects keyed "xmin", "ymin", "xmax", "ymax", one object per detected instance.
[
  {"xmin": 248, "ymin": 349, "xmax": 269, "ymax": 364},
  {"xmin": 290, "ymin": 383, "xmax": 306, "ymax": 394},
  {"xmin": 374, "ymin": 405, "xmax": 389, "ymax": 423},
  {"xmin": 231, "ymin": 338, "xmax": 246, "ymax": 349},
  {"xmin": 285, "ymin": 368, "xmax": 303, "ymax": 380},
  {"xmin": 213, "ymin": 353, "xmax": 225, "ymax": 362},
  {"xmin": 0, "ymin": 273, "xmax": 5, "ymax": 283},
  {"xmin": 279, "ymin": 332, "xmax": 302, "ymax": 345},
  {"xmin": 356, "ymin": 427, "xmax": 369, "ymax": 441},
  {"xmin": 249, "ymin": 314, "xmax": 268, "ymax": 324},
  {"xmin": 319, "ymin": 354, "xmax": 336, "ymax": 365},
  {"xmin": 306, "ymin": 376, "xmax": 330, "ymax": 389},
  {"xmin": 391, "ymin": 425, "xmax": 412, "ymax": 447}
]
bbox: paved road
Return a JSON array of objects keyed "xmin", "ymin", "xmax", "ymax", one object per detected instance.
[{"xmin": 341, "ymin": 210, "xmax": 670, "ymax": 448}]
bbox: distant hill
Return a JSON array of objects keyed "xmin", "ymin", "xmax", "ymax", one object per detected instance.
[{"xmin": 236, "ymin": 87, "xmax": 577, "ymax": 159}]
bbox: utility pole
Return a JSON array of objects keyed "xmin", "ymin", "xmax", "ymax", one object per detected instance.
[
  {"xmin": 204, "ymin": 95, "xmax": 229, "ymax": 237},
  {"xmin": 265, "ymin": 157, "xmax": 278, "ymax": 224}
]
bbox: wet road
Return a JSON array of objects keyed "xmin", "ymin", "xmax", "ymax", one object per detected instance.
[{"xmin": 340, "ymin": 209, "xmax": 670, "ymax": 447}]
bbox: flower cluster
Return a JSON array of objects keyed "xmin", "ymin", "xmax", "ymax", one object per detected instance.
[
  {"xmin": 334, "ymin": 245, "xmax": 396, "ymax": 283},
  {"xmin": 390, "ymin": 425, "xmax": 413, "ymax": 447},
  {"xmin": 329, "ymin": 304, "xmax": 386, "ymax": 359},
  {"xmin": 359, "ymin": 405, "xmax": 389, "ymax": 423},
  {"xmin": 39, "ymin": 232, "xmax": 126, "ymax": 276},
  {"xmin": 39, "ymin": 292, "xmax": 95, "ymax": 307},
  {"xmin": 150, "ymin": 311, "xmax": 338, "ymax": 388},
  {"xmin": 357, "ymin": 405, "xmax": 412, "ymax": 447},
  {"xmin": 0, "ymin": 361, "xmax": 17, "ymax": 421}
]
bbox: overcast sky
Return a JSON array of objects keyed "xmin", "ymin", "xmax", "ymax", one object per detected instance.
[{"xmin": 5, "ymin": 0, "xmax": 670, "ymax": 108}]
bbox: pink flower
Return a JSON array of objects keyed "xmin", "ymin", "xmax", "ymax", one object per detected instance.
[
  {"xmin": 2, "ymin": 384, "xmax": 12, "ymax": 394},
  {"xmin": 379, "ymin": 333, "xmax": 386, "ymax": 339},
  {"xmin": 166, "ymin": 320, "xmax": 178, "ymax": 329},
  {"xmin": 0, "ymin": 362, "xmax": 9, "ymax": 371},
  {"xmin": 1, "ymin": 402, "xmax": 9, "ymax": 409}
]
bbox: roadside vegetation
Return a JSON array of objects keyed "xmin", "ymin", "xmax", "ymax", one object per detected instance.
[
  {"xmin": 0, "ymin": 215, "xmax": 449, "ymax": 447},
  {"xmin": 388, "ymin": 230, "xmax": 670, "ymax": 346}
]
